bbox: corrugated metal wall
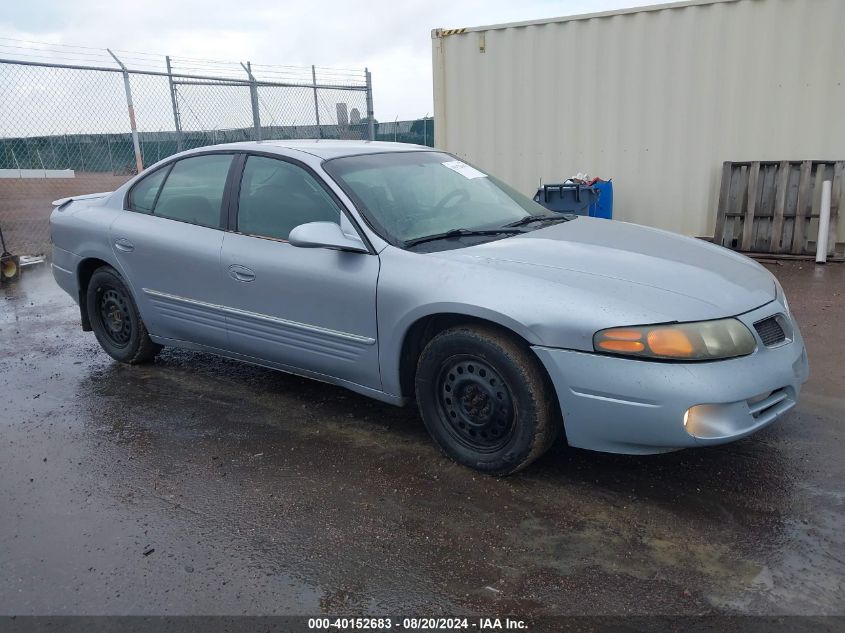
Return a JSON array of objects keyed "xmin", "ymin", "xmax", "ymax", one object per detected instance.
[{"xmin": 432, "ymin": 0, "xmax": 845, "ymax": 242}]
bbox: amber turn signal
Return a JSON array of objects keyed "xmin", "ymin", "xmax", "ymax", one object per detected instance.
[
  {"xmin": 595, "ymin": 328, "xmax": 646, "ymax": 353},
  {"xmin": 597, "ymin": 339, "xmax": 645, "ymax": 353},
  {"xmin": 646, "ymin": 328, "xmax": 695, "ymax": 357}
]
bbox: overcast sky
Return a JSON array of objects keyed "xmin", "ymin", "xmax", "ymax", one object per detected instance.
[{"xmin": 1, "ymin": 0, "xmax": 647, "ymax": 121}]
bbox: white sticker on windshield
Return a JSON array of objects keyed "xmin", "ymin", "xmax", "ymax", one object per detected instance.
[{"xmin": 441, "ymin": 160, "xmax": 488, "ymax": 179}]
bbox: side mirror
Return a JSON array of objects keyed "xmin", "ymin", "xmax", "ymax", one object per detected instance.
[{"xmin": 288, "ymin": 222, "xmax": 368, "ymax": 253}]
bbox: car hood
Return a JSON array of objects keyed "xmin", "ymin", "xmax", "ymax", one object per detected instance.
[{"xmin": 431, "ymin": 217, "xmax": 776, "ymax": 320}]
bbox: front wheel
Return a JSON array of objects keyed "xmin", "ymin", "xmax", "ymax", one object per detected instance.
[
  {"xmin": 86, "ymin": 266, "xmax": 161, "ymax": 364},
  {"xmin": 415, "ymin": 326, "xmax": 559, "ymax": 475}
]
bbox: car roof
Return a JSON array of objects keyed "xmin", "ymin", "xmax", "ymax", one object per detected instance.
[{"xmin": 190, "ymin": 139, "xmax": 435, "ymax": 160}]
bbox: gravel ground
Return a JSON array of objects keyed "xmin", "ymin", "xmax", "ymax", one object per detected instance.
[{"xmin": 0, "ymin": 261, "xmax": 843, "ymax": 617}]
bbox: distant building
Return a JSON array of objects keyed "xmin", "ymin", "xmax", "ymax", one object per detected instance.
[
  {"xmin": 336, "ymin": 103, "xmax": 349, "ymax": 127},
  {"xmin": 350, "ymin": 108, "xmax": 361, "ymax": 125}
]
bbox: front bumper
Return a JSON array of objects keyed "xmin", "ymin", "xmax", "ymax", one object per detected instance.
[{"xmin": 532, "ymin": 301, "xmax": 809, "ymax": 455}]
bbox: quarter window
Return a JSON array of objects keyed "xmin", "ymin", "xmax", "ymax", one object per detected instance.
[
  {"xmin": 152, "ymin": 154, "xmax": 233, "ymax": 228},
  {"xmin": 237, "ymin": 155, "xmax": 341, "ymax": 241},
  {"xmin": 128, "ymin": 166, "xmax": 168, "ymax": 213}
]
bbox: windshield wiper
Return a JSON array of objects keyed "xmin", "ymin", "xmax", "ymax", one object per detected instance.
[
  {"xmin": 404, "ymin": 227, "xmax": 523, "ymax": 248},
  {"xmin": 504, "ymin": 214, "xmax": 572, "ymax": 228}
]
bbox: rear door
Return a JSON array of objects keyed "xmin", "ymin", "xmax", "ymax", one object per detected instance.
[
  {"xmin": 110, "ymin": 152, "xmax": 237, "ymax": 349},
  {"xmin": 220, "ymin": 153, "xmax": 381, "ymax": 390}
]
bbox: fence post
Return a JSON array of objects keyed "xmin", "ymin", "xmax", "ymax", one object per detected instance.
[
  {"xmin": 241, "ymin": 61, "xmax": 262, "ymax": 141},
  {"xmin": 106, "ymin": 135, "xmax": 114, "ymax": 173},
  {"xmin": 312, "ymin": 65, "xmax": 322, "ymax": 139},
  {"xmin": 107, "ymin": 49, "xmax": 144, "ymax": 174},
  {"xmin": 365, "ymin": 68, "xmax": 375, "ymax": 141},
  {"xmin": 77, "ymin": 132, "xmax": 85, "ymax": 172},
  {"xmin": 166, "ymin": 56, "xmax": 184, "ymax": 152}
]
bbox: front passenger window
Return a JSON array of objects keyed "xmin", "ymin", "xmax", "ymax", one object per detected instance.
[
  {"xmin": 237, "ymin": 156, "xmax": 341, "ymax": 241},
  {"xmin": 153, "ymin": 154, "xmax": 233, "ymax": 228}
]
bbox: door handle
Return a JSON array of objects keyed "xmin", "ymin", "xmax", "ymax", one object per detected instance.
[
  {"xmin": 228, "ymin": 264, "xmax": 256, "ymax": 282},
  {"xmin": 114, "ymin": 238, "xmax": 135, "ymax": 252}
]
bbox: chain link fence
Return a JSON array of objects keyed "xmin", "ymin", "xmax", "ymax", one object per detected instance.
[{"xmin": 0, "ymin": 53, "xmax": 392, "ymax": 257}]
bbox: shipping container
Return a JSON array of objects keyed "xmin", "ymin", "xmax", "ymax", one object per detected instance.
[{"xmin": 432, "ymin": 0, "xmax": 845, "ymax": 246}]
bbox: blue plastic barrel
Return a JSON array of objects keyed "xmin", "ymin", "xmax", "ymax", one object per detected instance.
[{"xmin": 589, "ymin": 181, "xmax": 613, "ymax": 219}]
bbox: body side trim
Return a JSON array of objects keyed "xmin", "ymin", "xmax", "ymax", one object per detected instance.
[{"xmin": 142, "ymin": 288, "xmax": 376, "ymax": 346}]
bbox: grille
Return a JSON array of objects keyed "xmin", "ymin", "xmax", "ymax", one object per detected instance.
[
  {"xmin": 754, "ymin": 316, "xmax": 786, "ymax": 346},
  {"xmin": 747, "ymin": 388, "xmax": 791, "ymax": 420}
]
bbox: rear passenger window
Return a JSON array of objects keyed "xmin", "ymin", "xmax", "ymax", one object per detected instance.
[
  {"xmin": 128, "ymin": 166, "xmax": 168, "ymax": 213},
  {"xmin": 153, "ymin": 154, "xmax": 233, "ymax": 228},
  {"xmin": 237, "ymin": 156, "xmax": 341, "ymax": 240}
]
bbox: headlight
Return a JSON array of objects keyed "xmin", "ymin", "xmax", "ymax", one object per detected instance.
[{"xmin": 593, "ymin": 318, "xmax": 756, "ymax": 361}]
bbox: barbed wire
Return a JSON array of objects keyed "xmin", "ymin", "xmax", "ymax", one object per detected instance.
[{"xmin": 0, "ymin": 37, "xmax": 367, "ymax": 84}]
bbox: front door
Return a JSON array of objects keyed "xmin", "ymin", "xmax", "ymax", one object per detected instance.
[
  {"xmin": 111, "ymin": 152, "xmax": 236, "ymax": 349},
  {"xmin": 220, "ymin": 154, "xmax": 381, "ymax": 390}
]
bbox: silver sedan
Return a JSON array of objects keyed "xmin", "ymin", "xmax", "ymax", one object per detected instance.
[{"xmin": 50, "ymin": 141, "xmax": 809, "ymax": 474}]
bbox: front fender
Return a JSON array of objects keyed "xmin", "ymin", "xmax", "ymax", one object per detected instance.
[
  {"xmin": 374, "ymin": 243, "xmax": 743, "ymax": 399},
  {"xmin": 376, "ymin": 246, "xmax": 588, "ymax": 398},
  {"xmin": 380, "ymin": 301, "xmax": 542, "ymax": 398}
]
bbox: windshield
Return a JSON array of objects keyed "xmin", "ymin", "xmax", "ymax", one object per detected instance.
[{"xmin": 323, "ymin": 151, "xmax": 559, "ymax": 248}]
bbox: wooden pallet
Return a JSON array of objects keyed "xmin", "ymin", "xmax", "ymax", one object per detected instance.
[{"xmin": 714, "ymin": 160, "xmax": 843, "ymax": 255}]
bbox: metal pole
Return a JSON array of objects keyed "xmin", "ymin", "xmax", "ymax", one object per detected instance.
[
  {"xmin": 108, "ymin": 49, "xmax": 143, "ymax": 174},
  {"xmin": 78, "ymin": 131, "xmax": 85, "ymax": 172},
  {"xmin": 106, "ymin": 135, "xmax": 113, "ymax": 174},
  {"xmin": 816, "ymin": 180, "xmax": 833, "ymax": 264},
  {"xmin": 365, "ymin": 68, "xmax": 375, "ymax": 141},
  {"xmin": 241, "ymin": 61, "xmax": 262, "ymax": 141},
  {"xmin": 166, "ymin": 56, "xmax": 184, "ymax": 152},
  {"xmin": 312, "ymin": 65, "xmax": 322, "ymax": 139}
]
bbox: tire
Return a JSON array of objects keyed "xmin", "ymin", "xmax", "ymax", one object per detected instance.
[
  {"xmin": 415, "ymin": 325, "xmax": 559, "ymax": 475},
  {"xmin": 86, "ymin": 265, "xmax": 161, "ymax": 364}
]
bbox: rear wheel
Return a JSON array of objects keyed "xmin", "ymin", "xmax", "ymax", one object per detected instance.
[
  {"xmin": 86, "ymin": 266, "xmax": 161, "ymax": 364},
  {"xmin": 415, "ymin": 325, "xmax": 559, "ymax": 475}
]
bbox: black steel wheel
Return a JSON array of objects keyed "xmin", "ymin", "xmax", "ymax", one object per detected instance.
[
  {"xmin": 436, "ymin": 356, "xmax": 516, "ymax": 453},
  {"xmin": 416, "ymin": 325, "xmax": 560, "ymax": 475},
  {"xmin": 86, "ymin": 265, "xmax": 161, "ymax": 364},
  {"xmin": 97, "ymin": 287, "xmax": 133, "ymax": 347}
]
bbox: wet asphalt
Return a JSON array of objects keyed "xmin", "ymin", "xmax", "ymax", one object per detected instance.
[{"xmin": 0, "ymin": 261, "xmax": 843, "ymax": 617}]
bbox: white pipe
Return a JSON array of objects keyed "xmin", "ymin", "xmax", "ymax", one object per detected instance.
[
  {"xmin": 108, "ymin": 49, "xmax": 143, "ymax": 174},
  {"xmin": 816, "ymin": 180, "xmax": 832, "ymax": 264}
]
